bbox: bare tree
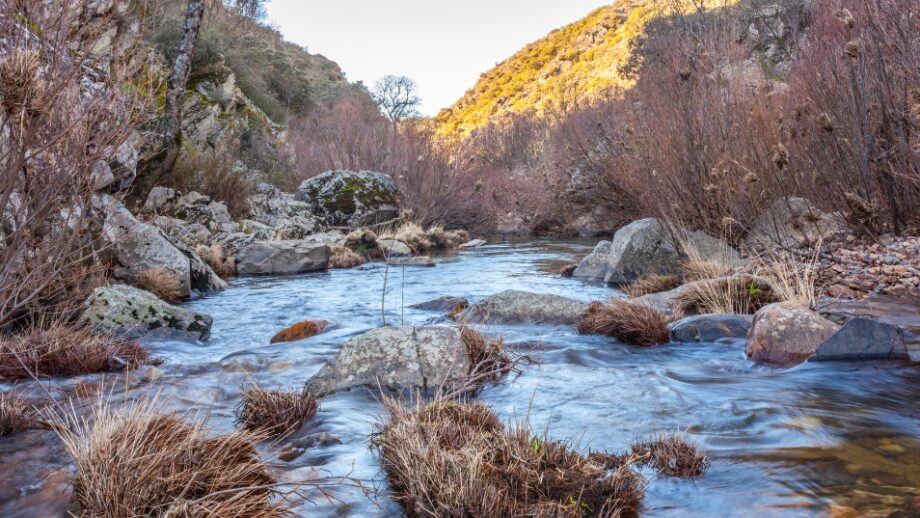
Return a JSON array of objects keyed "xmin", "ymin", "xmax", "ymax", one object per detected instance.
[{"xmin": 372, "ymin": 75, "xmax": 422, "ymax": 123}]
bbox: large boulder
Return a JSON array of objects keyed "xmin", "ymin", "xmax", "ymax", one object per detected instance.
[
  {"xmin": 746, "ymin": 197, "xmax": 847, "ymax": 249},
  {"xmin": 296, "ymin": 170, "xmax": 399, "ymax": 227},
  {"xmin": 604, "ymin": 219, "xmax": 681, "ymax": 285},
  {"xmin": 235, "ymin": 241, "xmax": 330, "ymax": 275},
  {"xmin": 459, "ymin": 290, "xmax": 589, "ymax": 325},
  {"xmin": 81, "ymin": 285, "xmax": 213, "ymax": 341},
  {"xmin": 573, "ymin": 240, "xmax": 611, "ymax": 279},
  {"xmin": 811, "ymin": 318, "xmax": 911, "ymax": 362},
  {"xmin": 305, "ymin": 326, "xmax": 469, "ymax": 393},
  {"xmin": 669, "ymin": 314, "xmax": 753, "ymax": 343},
  {"xmin": 746, "ymin": 302, "xmax": 839, "ymax": 366},
  {"xmin": 163, "ymin": 235, "xmax": 227, "ymax": 293}
]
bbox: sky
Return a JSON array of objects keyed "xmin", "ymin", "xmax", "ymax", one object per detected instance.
[{"xmin": 265, "ymin": 0, "xmax": 607, "ymax": 116}]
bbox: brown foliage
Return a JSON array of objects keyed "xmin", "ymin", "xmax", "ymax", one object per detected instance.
[
  {"xmin": 161, "ymin": 149, "xmax": 257, "ymax": 218},
  {"xmin": 136, "ymin": 267, "xmax": 182, "ymax": 303},
  {"xmin": 0, "ymin": 392, "xmax": 36, "ymax": 435},
  {"xmin": 676, "ymin": 275, "xmax": 777, "ymax": 315},
  {"xmin": 376, "ymin": 398, "xmax": 646, "ymax": 518},
  {"xmin": 459, "ymin": 325, "xmax": 510, "ymax": 384},
  {"xmin": 196, "ymin": 244, "xmax": 237, "ymax": 279},
  {"xmin": 631, "ymin": 433, "xmax": 708, "ymax": 478},
  {"xmin": 0, "ymin": 325, "xmax": 150, "ymax": 381},
  {"xmin": 577, "ymin": 299, "xmax": 671, "ymax": 347},
  {"xmin": 328, "ymin": 246, "xmax": 365, "ymax": 269},
  {"xmin": 269, "ymin": 320, "xmax": 330, "ymax": 344},
  {"xmin": 344, "ymin": 229, "xmax": 383, "ymax": 260},
  {"xmin": 51, "ymin": 399, "xmax": 285, "ymax": 517},
  {"xmin": 624, "ymin": 275, "xmax": 681, "ymax": 298},
  {"xmin": 235, "ymin": 386, "xmax": 319, "ymax": 439}
]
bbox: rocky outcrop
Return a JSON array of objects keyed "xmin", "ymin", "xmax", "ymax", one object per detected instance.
[
  {"xmin": 235, "ymin": 241, "xmax": 330, "ymax": 275},
  {"xmin": 669, "ymin": 314, "xmax": 753, "ymax": 343},
  {"xmin": 81, "ymin": 285, "xmax": 213, "ymax": 341},
  {"xmin": 746, "ymin": 302, "xmax": 839, "ymax": 366},
  {"xmin": 296, "ymin": 170, "xmax": 399, "ymax": 227},
  {"xmin": 573, "ymin": 240, "xmax": 611, "ymax": 278},
  {"xmin": 746, "ymin": 197, "xmax": 847, "ymax": 249},
  {"xmin": 811, "ymin": 318, "xmax": 911, "ymax": 362},
  {"xmin": 305, "ymin": 326, "xmax": 469, "ymax": 393},
  {"xmin": 459, "ymin": 290, "xmax": 589, "ymax": 325}
]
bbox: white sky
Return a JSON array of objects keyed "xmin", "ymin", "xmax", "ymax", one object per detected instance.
[{"xmin": 265, "ymin": 1, "xmax": 608, "ymax": 115}]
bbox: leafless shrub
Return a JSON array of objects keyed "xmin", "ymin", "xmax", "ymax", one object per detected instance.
[
  {"xmin": 0, "ymin": 391, "xmax": 36, "ymax": 435},
  {"xmin": 136, "ymin": 267, "xmax": 182, "ymax": 303},
  {"xmin": 624, "ymin": 275, "xmax": 681, "ymax": 298},
  {"xmin": 631, "ymin": 432, "xmax": 708, "ymax": 477},
  {"xmin": 0, "ymin": 325, "xmax": 149, "ymax": 381},
  {"xmin": 236, "ymin": 386, "xmax": 318, "ymax": 439},
  {"xmin": 161, "ymin": 149, "xmax": 256, "ymax": 218},
  {"xmin": 577, "ymin": 299, "xmax": 671, "ymax": 346}
]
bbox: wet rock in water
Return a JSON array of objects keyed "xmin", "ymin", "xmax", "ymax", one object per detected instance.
[
  {"xmin": 746, "ymin": 302, "xmax": 839, "ymax": 366},
  {"xmin": 459, "ymin": 239, "xmax": 487, "ymax": 248},
  {"xmin": 559, "ymin": 263, "xmax": 577, "ymax": 277},
  {"xmin": 270, "ymin": 320, "xmax": 331, "ymax": 344},
  {"xmin": 379, "ymin": 239, "xmax": 412, "ymax": 257},
  {"xmin": 81, "ymin": 285, "xmax": 213, "ymax": 341},
  {"xmin": 746, "ymin": 197, "xmax": 847, "ymax": 249},
  {"xmin": 604, "ymin": 219, "xmax": 682, "ymax": 285},
  {"xmin": 278, "ymin": 432, "xmax": 343, "ymax": 462},
  {"xmin": 162, "ymin": 234, "xmax": 227, "ymax": 293},
  {"xmin": 573, "ymin": 240, "xmax": 611, "ymax": 279},
  {"xmin": 669, "ymin": 314, "xmax": 753, "ymax": 343},
  {"xmin": 459, "ymin": 290, "xmax": 589, "ymax": 325},
  {"xmin": 235, "ymin": 241, "xmax": 330, "ymax": 275},
  {"xmin": 387, "ymin": 256, "xmax": 435, "ymax": 267},
  {"xmin": 305, "ymin": 326, "xmax": 469, "ymax": 394},
  {"xmin": 811, "ymin": 318, "xmax": 911, "ymax": 362},
  {"xmin": 409, "ymin": 296, "xmax": 470, "ymax": 313},
  {"xmin": 296, "ymin": 170, "xmax": 399, "ymax": 227}
]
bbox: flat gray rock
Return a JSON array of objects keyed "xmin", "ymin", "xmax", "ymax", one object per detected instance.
[
  {"xmin": 409, "ymin": 296, "xmax": 469, "ymax": 312},
  {"xmin": 236, "ymin": 241, "xmax": 330, "ymax": 275},
  {"xmin": 460, "ymin": 290, "xmax": 589, "ymax": 325},
  {"xmin": 387, "ymin": 256, "xmax": 434, "ymax": 267},
  {"xmin": 812, "ymin": 318, "xmax": 910, "ymax": 362}
]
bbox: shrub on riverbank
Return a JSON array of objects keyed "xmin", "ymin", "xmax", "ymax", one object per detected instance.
[
  {"xmin": 632, "ymin": 433, "xmax": 708, "ymax": 477},
  {"xmin": 196, "ymin": 244, "xmax": 237, "ymax": 279},
  {"xmin": 51, "ymin": 400, "xmax": 283, "ymax": 517},
  {"xmin": 376, "ymin": 398, "xmax": 646, "ymax": 517},
  {"xmin": 0, "ymin": 392, "xmax": 36, "ymax": 436},
  {"xmin": 577, "ymin": 299, "xmax": 671, "ymax": 346},
  {"xmin": 0, "ymin": 325, "xmax": 150, "ymax": 381},
  {"xmin": 625, "ymin": 275, "xmax": 681, "ymax": 298},
  {"xmin": 236, "ymin": 386, "xmax": 318, "ymax": 439},
  {"xmin": 382, "ymin": 222, "xmax": 469, "ymax": 254},
  {"xmin": 344, "ymin": 229, "xmax": 384, "ymax": 260},
  {"xmin": 329, "ymin": 245, "xmax": 365, "ymax": 269},
  {"xmin": 135, "ymin": 267, "xmax": 182, "ymax": 304}
]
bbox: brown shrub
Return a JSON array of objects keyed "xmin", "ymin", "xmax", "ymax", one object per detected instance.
[
  {"xmin": 135, "ymin": 268, "xmax": 182, "ymax": 304},
  {"xmin": 328, "ymin": 246, "xmax": 365, "ymax": 269},
  {"xmin": 376, "ymin": 398, "xmax": 645, "ymax": 518},
  {"xmin": 459, "ymin": 325, "xmax": 510, "ymax": 383},
  {"xmin": 235, "ymin": 387, "xmax": 318, "ymax": 439},
  {"xmin": 577, "ymin": 299, "xmax": 671, "ymax": 347},
  {"xmin": 161, "ymin": 149, "xmax": 256, "ymax": 218},
  {"xmin": 51, "ymin": 399, "xmax": 284, "ymax": 517},
  {"xmin": 676, "ymin": 275, "xmax": 777, "ymax": 315},
  {"xmin": 624, "ymin": 275, "xmax": 681, "ymax": 298},
  {"xmin": 269, "ymin": 320, "xmax": 330, "ymax": 344},
  {"xmin": 344, "ymin": 229, "xmax": 383, "ymax": 260},
  {"xmin": 0, "ymin": 325, "xmax": 150, "ymax": 381},
  {"xmin": 0, "ymin": 392, "xmax": 36, "ymax": 435},
  {"xmin": 196, "ymin": 244, "xmax": 236, "ymax": 279},
  {"xmin": 631, "ymin": 433, "xmax": 708, "ymax": 477}
]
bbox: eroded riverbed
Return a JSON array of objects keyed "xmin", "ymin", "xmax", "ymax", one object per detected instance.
[{"xmin": 2, "ymin": 241, "xmax": 919, "ymax": 517}]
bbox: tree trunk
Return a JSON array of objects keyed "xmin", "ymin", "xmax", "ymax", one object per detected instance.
[{"xmin": 155, "ymin": 0, "xmax": 205, "ymax": 181}]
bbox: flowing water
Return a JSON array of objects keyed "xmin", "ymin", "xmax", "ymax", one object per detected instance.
[{"xmin": 2, "ymin": 241, "xmax": 919, "ymax": 517}]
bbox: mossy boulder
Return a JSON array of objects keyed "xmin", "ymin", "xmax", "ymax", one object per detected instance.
[
  {"xmin": 296, "ymin": 170, "xmax": 399, "ymax": 227},
  {"xmin": 80, "ymin": 285, "xmax": 213, "ymax": 341}
]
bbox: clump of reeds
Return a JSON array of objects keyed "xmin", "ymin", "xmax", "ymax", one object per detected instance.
[
  {"xmin": 196, "ymin": 243, "xmax": 236, "ymax": 279},
  {"xmin": 0, "ymin": 325, "xmax": 150, "ymax": 381},
  {"xmin": 329, "ymin": 245, "xmax": 365, "ymax": 269},
  {"xmin": 382, "ymin": 222, "xmax": 469, "ymax": 254},
  {"xmin": 631, "ymin": 433, "xmax": 708, "ymax": 477},
  {"xmin": 236, "ymin": 386, "xmax": 319, "ymax": 439},
  {"xmin": 757, "ymin": 251, "xmax": 819, "ymax": 309},
  {"xmin": 0, "ymin": 392, "xmax": 36, "ymax": 435},
  {"xmin": 577, "ymin": 299, "xmax": 671, "ymax": 346},
  {"xmin": 624, "ymin": 274, "xmax": 681, "ymax": 298},
  {"xmin": 675, "ymin": 275, "xmax": 777, "ymax": 315},
  {"xmin": 135, "ymin": 267, "xmax": 182, "ymax": 303},
  {"xmin": 376, "ymin": 397, "xmax": 646, "ymax": 517},
  {"xmin": 49, "ymin": 398, "xmax": 284, "ymax": 517}
]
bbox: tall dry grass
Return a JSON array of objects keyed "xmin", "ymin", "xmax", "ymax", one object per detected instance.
[
  {"xmin": 631, "ymin": 432, "xmax": 708, "ymax": 478},
  {"xmin": 0, "ymin": 392, "xmax": 36, "ymax": 435},
  {"xmin": 577, "ymin": 299, "xmax": 671, "ymax": 346},
  {"xmin": 196, "ymin": 244, "xmax": 237, "ymax": 279},
  {"xmin": 236, "ymin": 386, "xmax": 318, "ymax": 439},
  {"xmin": 675, "ymin": 275, "xmax": 777, "ymax": 315},
  {"xmin": 136, "ymin": 267, "xmax": 183, "ymax": 303},
  {"xmin": 756, "ymin": 250, "xmax": 820, "ymax": 309}
]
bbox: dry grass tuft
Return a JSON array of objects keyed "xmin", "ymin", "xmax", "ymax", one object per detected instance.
[
  {"xmin": 577, "ymin": 299, "xmax": 671, "ymax": 346},
  {"xmin": 631, "ymin": 433, "xmax": 708, "ymax": 478},
  {"xmin": 135, "ymin": 267, "xmax": 182, "ymax": 303},
  {"xmin": 329, "ymin": 245, "xmax": 366, "ymax": 269},
  {"xmin": 0, "ymin": 49, "xmax": 50, "ymax": 118},
  {"xmin": 382, "ymin": 222, "xmax": 469, "ymax": 253},
  {"xmin": 0, "ymin": 392, "xmax": 36, "ymax": 435},
  {"xmin": 758, "ymin": 252, "xmax": 819, "ymax": 309},
  {"xmin": 459, "ymin": 325, "xmax": 511, "ymax": 383},
  {"xmin": 0, "ymin": 325, "xmax": 150, "ymax": 381},
  {"xmin": 196, "ymin": 244, "xmax": 236, "ymax": 279},
  {"xmin": 236, "ymin": 386, "xmax": 319, "ymax": 439},
  {"xmin": 344, "ymin": 229, "xmax": 383, "ymax": 259},
  {"xmin": 376, "ymin": 397, "xmax": 646, "ymax": 517},
  {"xmin": 50, "ymin": 398, "xmax": 285, "ymax": 517},
  {"xmin": 676, "ymin": 275, "xmax": 777, "ymax": 315},
  {"xmin": 624, "ymin": 274, "xmax": 681, "ymax": 298}
]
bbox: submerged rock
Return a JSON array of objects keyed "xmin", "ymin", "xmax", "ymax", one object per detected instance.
[
  {"xmin": 387, "ymin": 256, "xmax": 435, "ymax": 267},
  {"xmin": 306, "ymin": 326, "xmax": 469, "ymax": 393},
  {"xmin": 459, "ymin": 239, "xmax": 487, "ymax": 248},
  {"xmin": 746, "ymin": 302, "xmax": 839, "ymax": 366},
  {"xmin": 811, "ymin": 318, "xmax": 911, "ymax": 362},
  {"xmin": 669, "ymin": 314, "xmax": 753, "ymax": 343},
  {"xmin": 296, "ymin": 170, "xmax": 399, "ymax": 227},
  {"xmin": 459, "ymin": 290, "xmax": 589, "ymax": 325},
  {"xmin": 379, "ymin": 239, "xmax": 411, "ymax": 257},
  {"xmin": 410, "ymin": 296, "xmax": 470, "ymax": 313},
  {"xmin": 235, "ymin": 241, "xmax": 330, "ymax": 275},
  {"xmin": 573, "ymin": 240, "xmax": 611, "ymax": 279},
  {"xmin": 270, "ymin": 320, "xmax": 331, "ymax": 344},
  {"xmin": 81, "ymin": 285, "xmax": 213, "ymax": 341}
]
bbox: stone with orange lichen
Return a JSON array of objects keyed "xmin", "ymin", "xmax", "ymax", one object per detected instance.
[{"xmin": 270, "ymin": 320, "xmax": 330, "ymax": 344}]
